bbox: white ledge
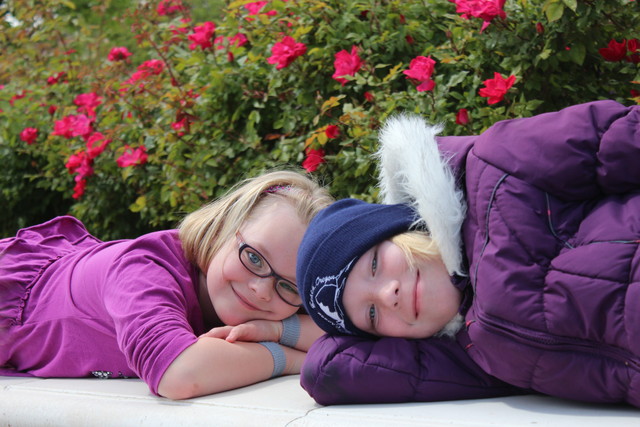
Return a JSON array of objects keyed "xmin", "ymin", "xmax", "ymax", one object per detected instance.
[{"xmin": 1, "ymin": 376, "xmax": 638, "ymax": 426}]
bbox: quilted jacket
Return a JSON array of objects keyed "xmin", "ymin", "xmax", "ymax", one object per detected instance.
[{"xmin": 300, "ymin": 100, "xmax": 640, "ymax": 406}]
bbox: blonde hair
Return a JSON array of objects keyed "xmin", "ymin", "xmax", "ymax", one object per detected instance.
[
  {"xmin": 391, "ymin": 230, "xmax": 441, "ymax": 269},
  {"xmin": 179, "ymin": 170, "xmax": 334, "ymax": 271}
]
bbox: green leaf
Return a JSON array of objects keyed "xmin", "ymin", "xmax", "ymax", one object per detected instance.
[
  {"xmin": 567, "ymin": 43, "xmax": 586, "ymax": 65},
  {"xmin": 544, "ymin": 0, "xmax": 565, "ymax": 22},
  {"xmin": 129, "ymin": 196, "xmax": 146, "ymax": 213},
  {"xmin": 562, "ymin": 0, "xmax": 577, "ymax": 12}
]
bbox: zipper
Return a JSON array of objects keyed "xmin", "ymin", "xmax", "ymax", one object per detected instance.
[{"xmin": 471, "ymin": 311, "xmax": 640, "ymax": 371}]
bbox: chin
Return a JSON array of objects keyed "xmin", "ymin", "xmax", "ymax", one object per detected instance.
[{"xmin": 434, "ymin": 313, "xmax": 464, "ymax": 338}]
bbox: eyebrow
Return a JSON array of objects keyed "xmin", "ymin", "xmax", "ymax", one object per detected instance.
[{"xmin": 249, "ymin": 240, "xmax": 297, "ymax": 283}]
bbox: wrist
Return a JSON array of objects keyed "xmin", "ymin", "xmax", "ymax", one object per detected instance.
[
  {"xmin": 279, "ymin": 314, "xmax": 300, "ymax": 347},
  {"xmin": 258, "ymin": 341, "xmax": 286, "ymax": 378}
]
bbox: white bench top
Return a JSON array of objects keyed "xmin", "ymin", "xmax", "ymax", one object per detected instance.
[{"xmin": 2, "ymin": 375, "xmax": 638, "ymax": 426}]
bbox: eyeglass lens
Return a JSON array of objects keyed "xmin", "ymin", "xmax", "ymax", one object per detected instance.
[{"xmin": 239, "ymin": 245, "xmax": 301, "ymax": 306}]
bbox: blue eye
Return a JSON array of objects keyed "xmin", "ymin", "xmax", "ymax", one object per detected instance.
[
  {"xmin": 368, "ymin": 305, "xmax": 376, "ymax": 327},
  {"xmin": 245, "ymin": 250, "xmax": 264, "ymax": 269},
  {"xmin": 371, "ymin": 250, "xmax": 378, "ymax": 275}
]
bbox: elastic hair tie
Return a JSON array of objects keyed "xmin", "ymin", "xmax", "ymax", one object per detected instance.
[
  {"xmin": 258, "ymin": 341, "xmax": 286, "ymax": 377},
  {"xmin": 279, "ymin": 314, "xmax": 300, "ymax": 348},
  {"xmin": 264, "ymin": 185, "xmax": 292, "ymax": 194}
]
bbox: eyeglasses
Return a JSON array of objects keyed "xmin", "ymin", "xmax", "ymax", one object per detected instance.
[{"xmin": 236, "ymin": 232, "xmax": 302, "ymax": 307}]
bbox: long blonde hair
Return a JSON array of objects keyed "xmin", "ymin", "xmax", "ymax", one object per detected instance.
[{"xmin": 179, "ymin": 170, "xmax": 334, "ymax": 271}]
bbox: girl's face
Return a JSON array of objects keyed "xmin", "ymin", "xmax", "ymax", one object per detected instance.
[
  {"xmin": 342, "ymin": 240, "xmax": 461, "ymax": 339},
  {"xmin": 203, "ymin": 200, "xmax": 305, "ymax": 326}
]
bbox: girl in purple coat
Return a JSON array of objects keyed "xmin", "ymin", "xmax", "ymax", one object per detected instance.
[
  {"xmin": 0, "ymin": 170, "xmax": 331, "ymax": 399},
  {"xmin": 296, "ymin": 100, "xmax": 640, "ymax": 407}
]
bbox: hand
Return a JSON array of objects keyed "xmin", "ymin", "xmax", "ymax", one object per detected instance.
[{"xmin": 199, "ymin": 320, "xmax": 283, "ymax": 343}]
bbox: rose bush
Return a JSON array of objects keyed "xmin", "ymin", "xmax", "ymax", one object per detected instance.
[{"xmin": 1, "ymin": 0, "xmax": 638, "ymax": 238}]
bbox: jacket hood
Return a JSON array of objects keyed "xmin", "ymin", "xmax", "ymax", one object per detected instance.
[{"xmin": 375, "ymin": 114, "xmax": 467, "ymax": 276}]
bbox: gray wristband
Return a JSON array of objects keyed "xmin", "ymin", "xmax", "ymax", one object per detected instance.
[
  {"xmin": 258, "ymin": 341, "xmax": 286, "ymax": 378},
  {"xmin": 279, "ymin": 314, "xmax": 300, "ymax": 348}
]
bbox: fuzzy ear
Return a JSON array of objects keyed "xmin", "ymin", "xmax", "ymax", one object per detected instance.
[{"xmin": 375, "ymin": 114, "xmax": 466, "ymax": 276}]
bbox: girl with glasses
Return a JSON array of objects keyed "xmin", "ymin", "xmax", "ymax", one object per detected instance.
[
  {"xmin": 0, "ymin": 170, "xmax": 332, "ymax": 399},
  {"xmin": 296, "ymin": 100, "xmax": 640, "ymax": 408}
]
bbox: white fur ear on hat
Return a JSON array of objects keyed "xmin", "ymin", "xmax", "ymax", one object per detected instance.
[{"xmin": 375, "ymin": 114, "xmax": 467, "ymax": 276}]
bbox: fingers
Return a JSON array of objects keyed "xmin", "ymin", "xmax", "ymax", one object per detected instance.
[
  {"xmin": 225, "ymin": 324, "xmax": 255, "ymax": 342},
  {"xmin": 199, "ymin": 326, "xmax": 233, "ymax": 339}
]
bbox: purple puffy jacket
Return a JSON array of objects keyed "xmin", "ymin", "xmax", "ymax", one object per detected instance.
[{"xmin": 301, "ymin": 100, "xmax": 640, "ymax": 406}]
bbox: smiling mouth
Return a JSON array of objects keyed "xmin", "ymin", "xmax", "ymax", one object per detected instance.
[
  {"xmin": 414, "ymin": 270, "xmax": 420, "ymax": 319},
  {"xmin": 232, "ymin": 286, "xmax": 260, "ymax": 311}
]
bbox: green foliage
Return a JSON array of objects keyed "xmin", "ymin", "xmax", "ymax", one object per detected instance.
[{"xmin": 1, "ymin": 0, "xmax": 638, "ymax": 239}]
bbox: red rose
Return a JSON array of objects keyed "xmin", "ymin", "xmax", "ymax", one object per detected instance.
[
  {"xmin": 117, "ymin": 145, "xmax": 148, "ymax": 167},
  {"xmin": 85, "ymin": 132, "xmax": 111, "ymax": 159},
  {"xmin": 72, "ymin": 176, "xmax": 87, "ymax": 199},
  {"xmin": 267, "ymin": 36, "xmax": 307, "ymax": 70},
  {"xmin": 52, "ymin": 114, "xmax": 93, "ymax": 139},
  {"xmin": 19, "ymin": 127, "xmax": 38, "ymax": 144},
  {"xmin": 599, "ymin": 39, "xmax": 627, "ymax": 62},
  {"xmin": 108, "ymin": 47, "xmax": 133, "ymax": 62},
  {"xmin": 188, "ymin": 21, "xmax": 216, "ymax": 51},
  {"xmin": 403, "ymin": 56, "xmax": 436, "ymax": 92},
  {"xmin": 455, "ymin": 108, "xmax": 469, "ymax": 125},
  {"xmin": 332, "ymin": 45, "xmax": 363, "ymax": 85},
  {"xmin": 74, "ymin": 92, "xmax": 103, "ymax": 118},
  {"xmin": 478, "ymin": 72, "xmax": 516, "ymax": 105},
  {"xmin": 157, "ymin": 0, "xmax": 184, "ymax": 16},
  {"xmin": 302, "ymin": 148, "xmax": 325, "ymax": 173},
  {"xmin": 325, "ymin": 125, "xmax": 340, "ymax": 139},
  {"xmin": 451, "ymin": 0, "xmax": 506, "ymax": 32}
]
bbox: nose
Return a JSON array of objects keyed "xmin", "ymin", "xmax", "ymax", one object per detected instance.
[
  {"xmin": 377, "ymin": 279, "xmax": 400, "ymax": 310},
  {"xmin": 248, "ymin": 275, "xmax": 273, "ymax": 301}
]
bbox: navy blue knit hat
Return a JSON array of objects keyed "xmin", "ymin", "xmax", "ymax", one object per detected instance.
[{"xmin": 297, "ymin": 198, "xmax": 417, "ymax": 336}]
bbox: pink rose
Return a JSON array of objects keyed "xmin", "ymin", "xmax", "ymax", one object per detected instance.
[
  {"xmin": 332, "ymin": 46, "xmax": 363, "ymax": 86},
  {"xmin": 74, "ymin": 92, "xmax": 103, "ymax": 118},
  {"xmin": 46, "ymin": 72, "xmax": 67, "ymax": 86},
  {"xmin": 85, "ymin": 132, "xmax": 111, "ymax": 159},
  {"xmin": 20, "ymin": 127, "xmax": 38, "ymax": 144},
  {"xmin": 244, "ymin": 1, "xmax": 268, "ymax": 15},
  {"xmin": 65, "ymin": 151, "xmax": 90, "ymax": 175},
  {"xmin": 267, "ymin": 36, "xmax": 307, "ymax": 70},
  {"xmin": 188, "ymin": 21, "xmax": 216, "ymax": 51},
  {"xmin": 157, "ymin": 0, "xmax": 184, "ymax": 16},
  {"xmin": 403, "ymin": 56, "xmax": 436, "ymax": 92},
  {"xmin": 52, "ymin": 114, "xmax": 92, "ymax": 139},
  {"xmin": 451, "ymin": 0, "xmax": 506, "ymax": 32},
  {"xmin": 117, "ymin": 145, "xmax": 148, "ymax": 167},
  {"xmin": 72, "ymin": 176, "xmax": 87, "ymax": 199},
  {"xmin": 108, "ymin": 47, "xmax": 133, "ymax": 61}
]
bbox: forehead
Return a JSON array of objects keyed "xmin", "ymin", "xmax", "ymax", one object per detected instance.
[
  {"xmin": 240, "ymin": 200, "xmax": 306, "ymax": 269},
  {"xmin": 243, "ymin": 198, "xmax": 302, "ymax": 232}
]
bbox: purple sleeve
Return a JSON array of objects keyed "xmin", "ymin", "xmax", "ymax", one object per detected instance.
[
  {"xmin": 472, "ymin": 100, "xmax": 639, "ymax": 200},
  {"xmin": 300, "ymin": 333, "xmax": 524, "ymax": 405},
  {"xmin": 102, "ymin": 234, "xmax": 201, "ymax": 395}
]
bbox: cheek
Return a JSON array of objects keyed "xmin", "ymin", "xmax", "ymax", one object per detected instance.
[{"xmin": 274, "ymin": 303, "xmax": 298, "ymax": 320}]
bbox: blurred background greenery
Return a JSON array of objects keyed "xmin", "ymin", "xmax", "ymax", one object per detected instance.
[{"xmin": 1, "ymin": 0, "xmax": 638, "ymax": 239}]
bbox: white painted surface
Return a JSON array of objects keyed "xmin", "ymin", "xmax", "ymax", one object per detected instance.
[{"xmin": 1, "ymin": 376, "xmax": 639, "ymax": 426}]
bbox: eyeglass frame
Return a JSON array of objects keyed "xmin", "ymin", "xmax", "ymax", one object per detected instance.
[{"xmin": 236, "ymin": 232, "xmax": 302, "ymax": 307}]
